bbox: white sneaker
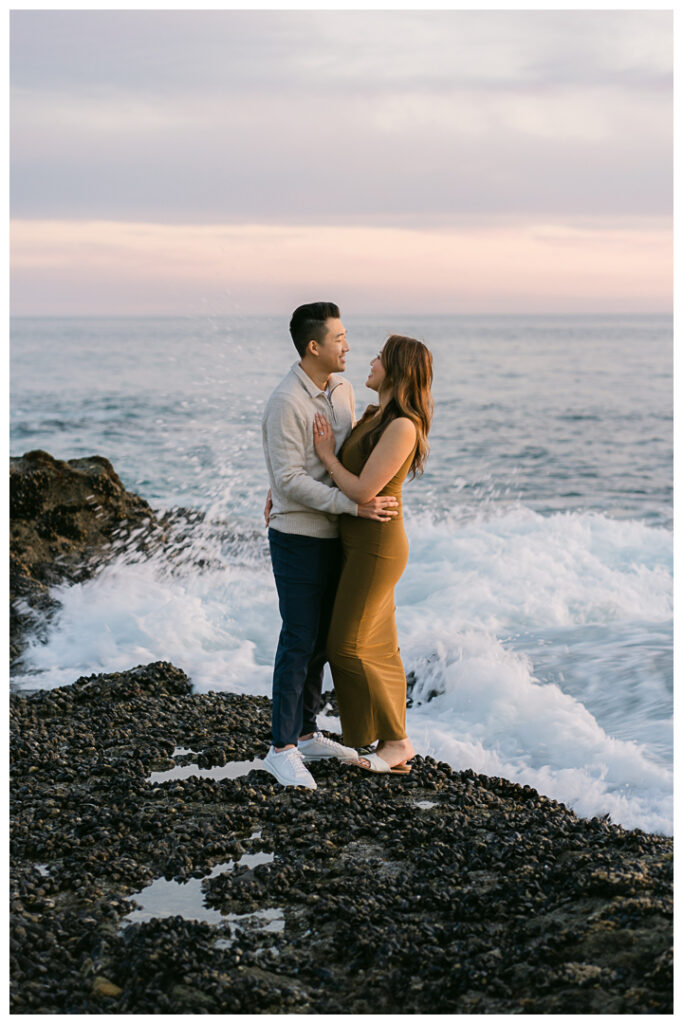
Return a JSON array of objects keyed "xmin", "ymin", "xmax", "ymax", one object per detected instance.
[
  {"xmin": 264, "ymin": 745, "xmax": 317, "ymax": 789},
  {"xmin": 298, "ymin": 731, "xmax": 360, "ymax": 762}
]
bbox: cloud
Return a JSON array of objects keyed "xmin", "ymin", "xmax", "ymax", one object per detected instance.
[
  {"xmin": 9, "ymin": 11, "xmax": 672, "ymax": 313},
  {"xmin": 10, "ymin": 10, "xmax": 672, "ymax": 97},
  {"xmin": 10, "ymin": 218, "xmax": 672, "ymax": 316},
  {"xmin": 10, "ymin": 10, "xmax": 672, "ymax": 227},
  {"xmin": 10, "ymin": 81, "xmax": 672, "ymax": 224}
]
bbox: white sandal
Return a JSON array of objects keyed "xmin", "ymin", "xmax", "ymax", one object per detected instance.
[{"xmin": 356, "ymin": 752, "xmax": 411, "ymax": 775}]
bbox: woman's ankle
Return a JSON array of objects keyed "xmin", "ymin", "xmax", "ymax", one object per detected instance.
[{"xmin": 378, "ymin": 738, "xmax": 413, "ymax": 754}]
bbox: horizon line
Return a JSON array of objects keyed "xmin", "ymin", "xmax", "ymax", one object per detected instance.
[{"xmin": 9, "ymin": 310, "xmax": 674, "ymax": 320}]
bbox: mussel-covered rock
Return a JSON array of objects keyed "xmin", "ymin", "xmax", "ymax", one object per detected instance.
[{"xmin": 10, "ymin": 664, "xmax": 673, "ymax": 1014}]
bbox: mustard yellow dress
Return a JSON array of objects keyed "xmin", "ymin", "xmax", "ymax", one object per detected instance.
[{"xmin": 327, "ymin": 413, "xmax": 416, "ymax": 746}]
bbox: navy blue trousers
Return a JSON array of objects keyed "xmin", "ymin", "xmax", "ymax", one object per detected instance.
[{"xmin": 268, "ymin": 528, "xmax": 343, "ymax": 748}]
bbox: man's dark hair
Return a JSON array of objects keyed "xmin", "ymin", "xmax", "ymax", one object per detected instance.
[{"xmin": 289, "ymin": 301, "xmax": 340, "ymax": 358}]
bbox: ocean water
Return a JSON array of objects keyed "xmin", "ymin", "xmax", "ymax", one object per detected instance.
[{"xmin": 10, "ymin": 314, "xmax": 673, "ymax": 835}]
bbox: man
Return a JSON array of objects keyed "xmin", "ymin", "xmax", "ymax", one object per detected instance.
[{"xmin": 262, "ymin": 301, "xmax": 398, "ymax": 788}]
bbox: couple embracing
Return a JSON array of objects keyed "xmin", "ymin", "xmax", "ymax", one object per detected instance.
[{"xmin": 261, "ymin": 302, "xmax": 433, "ymax": 788}]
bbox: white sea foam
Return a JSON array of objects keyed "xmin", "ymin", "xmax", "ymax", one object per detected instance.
[
  {"xmin": 399, "ymin": 507, "xmax": 672, "ymax": 633},
  {"xmin": 15, "ymin": 554, "xmax": 275, "ymax": 697},
  {"xmin": 404, "ymin": 632, "xmax": 672, "ymax": 834},
  {"xmin": 13, "ymin": 506, "xmax": 672, "ymax": 834}
]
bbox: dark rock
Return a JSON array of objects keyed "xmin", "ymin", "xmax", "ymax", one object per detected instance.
[
  {"xmin": 10, "ymin": 451, "xmax": 159, "ymax": 663},
  {"xmin": 9, "ymin": 661, "xmax": 673, "ymax": 1015}
]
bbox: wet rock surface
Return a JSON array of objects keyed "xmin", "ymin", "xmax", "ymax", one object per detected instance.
[
  {"xmin": 11, "ymin": 662, "xmax": 672, "ymax": 1014},
  {"xmin": 10, "ymin": 450, "xmax": 159, "ymax": 663}
]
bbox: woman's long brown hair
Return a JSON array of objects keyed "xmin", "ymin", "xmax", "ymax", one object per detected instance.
[{"xmin": 358, "ymin": 334, "xmax": 433, "ymax": 477}]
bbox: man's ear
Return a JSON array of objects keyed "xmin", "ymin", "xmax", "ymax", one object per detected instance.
[{"xmin": 307, "ymin": 339, "xmax": 319, "ymax": 357}]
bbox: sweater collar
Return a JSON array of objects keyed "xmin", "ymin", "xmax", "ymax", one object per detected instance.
[{"xmin": 292, "ymin": 361, "xmax": 343, "ymax": 397}]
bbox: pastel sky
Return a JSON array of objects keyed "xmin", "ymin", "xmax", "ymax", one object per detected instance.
[{"xmin": 10, "ymin": 9, "xmax": 673, "ymax": 315}]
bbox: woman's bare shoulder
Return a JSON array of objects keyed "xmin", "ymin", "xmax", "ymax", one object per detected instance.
[
  {"xmin": 385, "ymin": 416, "xmax": 417, "ymax": 436},
  {"xmin": 381, "ymin": 417, "xmax": 417, "ymax": 445}
]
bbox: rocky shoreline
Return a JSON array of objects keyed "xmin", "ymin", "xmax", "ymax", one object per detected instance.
[
  {"xmin": 9, "ymin": 452, "xmax": 674, "ymax": 1013},
  {"xmin": 10, "ymin": 662, "xmax": 673, "ymax": 1014}
]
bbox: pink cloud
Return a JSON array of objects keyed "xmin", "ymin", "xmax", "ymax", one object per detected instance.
[{"xmin": 10, "ymin": 218, "xmax": 672, "ymax": 315}]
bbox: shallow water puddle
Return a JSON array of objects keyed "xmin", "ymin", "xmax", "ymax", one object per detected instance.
[
  {"xmin": 148, "ymin": 757, "xmax": 267, "ymax": 785},
  {"xmin": 214, "ymin": 906, "xmax": 285, "ymax": 945},
  {"xmin": 121, "ymin": 847, "xmax": 274, "ymax": 927},
  {"xmin": 171, "ymin": 746, "xmax": 199, "ymax": 757},
  {"xmin": 414, "ymin": 800, "xmax": 437, "ymax": 810}
]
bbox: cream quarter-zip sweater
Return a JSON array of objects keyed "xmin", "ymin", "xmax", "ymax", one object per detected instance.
[{"xmin": 262, "ymin": 362, "xmax": 359, "ymax": 537}]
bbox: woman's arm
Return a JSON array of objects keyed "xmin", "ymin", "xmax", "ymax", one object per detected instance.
[{"xmin": 313, "ymin": 412, "xmax": 416, "ymax": 504}]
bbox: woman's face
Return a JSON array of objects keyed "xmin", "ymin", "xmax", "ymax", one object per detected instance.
[{"xmin": 366, "ymin": 350, "xmax": 386, "ymax": 392}]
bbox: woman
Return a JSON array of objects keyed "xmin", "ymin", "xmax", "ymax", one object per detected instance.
[{"xmin": 313, "ymin": 334, "xmax": 433, "ymax": 774}]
